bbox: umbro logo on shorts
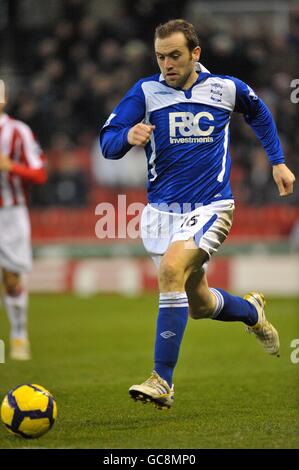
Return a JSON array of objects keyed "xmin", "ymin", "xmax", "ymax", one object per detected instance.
[{"xmin": 160, "ymin": 331, "xmax": 176, "ymax": 339}]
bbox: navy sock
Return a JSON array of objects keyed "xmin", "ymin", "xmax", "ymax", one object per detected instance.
[
  {"xmin": 210, "ymin": 288, "xmax": 258, "ymax": 326},
  {"xmin": 154, "ymin": 292, "xmax": 189, "ymax": 387}
]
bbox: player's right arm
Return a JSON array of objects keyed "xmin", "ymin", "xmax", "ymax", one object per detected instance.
[
  {"xmin": 127, "ymin": 122, "xmax": 155, "ymax": 147},
  {"xmin": 100, "ymin": 80, "xmax": 149, "ymax": 160}
]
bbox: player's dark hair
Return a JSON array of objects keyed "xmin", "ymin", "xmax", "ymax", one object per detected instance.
[{"xmin": 154, "ymin": 19, "xmax": 200, "ymax": 51}]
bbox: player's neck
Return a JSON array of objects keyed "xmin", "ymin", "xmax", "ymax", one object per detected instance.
[{"xmin": 181, "ymin": 69, "xmax": 199, "ymax": 90}]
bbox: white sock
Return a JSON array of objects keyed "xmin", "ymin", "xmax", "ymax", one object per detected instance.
[
  {"xmin": 3, "ymin": 290, "xmax": 28, "ymax": 340},
  {"xmin": 209, "ymin": 288, "xmax": 224, "ymax": 318}
]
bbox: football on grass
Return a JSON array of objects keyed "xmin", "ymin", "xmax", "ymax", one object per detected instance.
[{"xmin": 1, "ymin": 384, "xmax": 57, "ymax": 439}]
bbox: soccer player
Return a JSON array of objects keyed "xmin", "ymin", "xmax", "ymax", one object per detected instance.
[
  {"xmin": 100, "ymin": 20, "xmax": 295, "ymax": 409},
  {"xmin": 0, "ymin": 87, "xmax": 47, "ymax": 360}
]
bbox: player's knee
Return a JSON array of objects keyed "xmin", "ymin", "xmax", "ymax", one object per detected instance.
[{"xmin": 158, "ymin": 258, "xmax": 184, "ymax": 291}]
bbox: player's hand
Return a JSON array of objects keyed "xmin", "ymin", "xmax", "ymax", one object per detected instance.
[
  {"xmin": 127, "ymin": 122, "xmax": 155, "ymax": 147},
  {"xmin": 272, "ymin": 163, "xmax": 296, "ymax": 196},
  {"xmin": 0, "ymin": 154, "xmax": 12, "ymax": 171}
]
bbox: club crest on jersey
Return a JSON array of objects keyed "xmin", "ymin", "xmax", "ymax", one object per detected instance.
[
  {"xmin": 169, "ymin": 111, "xmax": 214, "ymax": 144},
  {"xmin": 210, "ymin": 82, "xmax": 223, "ymax": 102}
]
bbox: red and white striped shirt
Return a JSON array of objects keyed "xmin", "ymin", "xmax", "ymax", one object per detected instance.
[{"xmin": 0, "ymin": 113, "xmax": 47, "ymax": 207}]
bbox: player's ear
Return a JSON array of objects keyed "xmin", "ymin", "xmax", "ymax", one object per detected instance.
[{"xmin": 192, "ymin": 46, "xmax": 201, "ymax": 62}]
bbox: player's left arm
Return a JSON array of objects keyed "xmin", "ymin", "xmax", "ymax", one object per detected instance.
[
  {"xmin": 272, "ymin": 163, "xmax": 295, "ymax": 196},
  {"xmin": 232, "ymin": 77, "xmax": 296, "ymax": 196}
]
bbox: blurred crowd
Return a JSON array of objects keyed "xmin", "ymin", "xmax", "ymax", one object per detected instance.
[{"xmin": 1, "ymin": 0, "xmax": 298, "ymax": 206}]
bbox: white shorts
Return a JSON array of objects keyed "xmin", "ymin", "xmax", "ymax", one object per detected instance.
[
  {"xmin": 0, "ymin": 206, "xmax": 32, "ymax": 273},
  {"xmin": 141, "ymin": 200, "xmax": 234, "ymax": 268}
]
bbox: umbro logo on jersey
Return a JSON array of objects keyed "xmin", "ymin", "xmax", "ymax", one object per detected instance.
[{"xmin": 160, "ymin": 331, "xmax": 176, "ymax": 339}]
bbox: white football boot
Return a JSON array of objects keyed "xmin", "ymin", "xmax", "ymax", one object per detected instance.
[
  {"xmin": 129, "ymin": 370, "xmax": 174, "ymax": 409},
  {"xmin": 10, "ymin": 338, "xmax": 31, "ymax": 360},
  {"xmin": 244, "ymin": 292, "xmax": 280, "ymax": 356}
]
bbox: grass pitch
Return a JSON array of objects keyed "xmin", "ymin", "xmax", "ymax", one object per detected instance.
[{"xmin": 0, "ymin": 294, "xmax": 298, "ymax": 449}]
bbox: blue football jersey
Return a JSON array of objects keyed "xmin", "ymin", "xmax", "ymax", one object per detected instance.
[{"xmin": 100, "ymin": 63, "xmax": 284, "ymax": 210}]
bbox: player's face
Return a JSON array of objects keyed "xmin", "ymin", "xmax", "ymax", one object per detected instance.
[{"xmin": 155, "ymin": 32, "xmax": 200, "ymax": 89}]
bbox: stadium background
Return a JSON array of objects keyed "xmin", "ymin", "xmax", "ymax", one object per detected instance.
[
  {"xmin": 0, "ymin": 0, "xmax": 299, "ymax": 451},
  {"xmin": 0, "ymin": 0, "xmax": 298, "ymax": 297}
]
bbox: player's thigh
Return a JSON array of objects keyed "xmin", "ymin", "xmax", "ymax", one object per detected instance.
[
  {"xmin": 159, "ymin": 238, "xmax": 206, "ymax": 286},
  {"xmin": 2, "ymin": 269, "xmax": 21, "ymax": 290}
]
